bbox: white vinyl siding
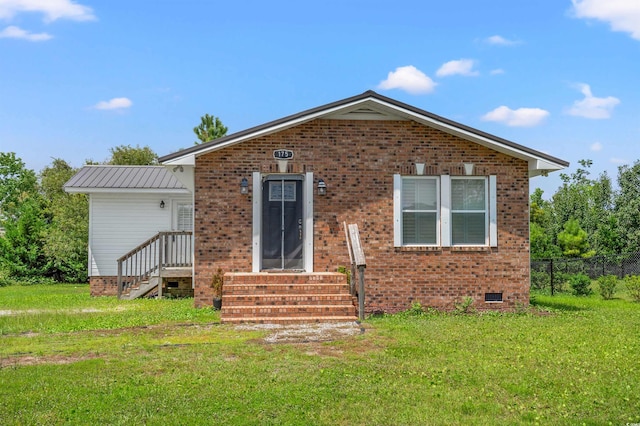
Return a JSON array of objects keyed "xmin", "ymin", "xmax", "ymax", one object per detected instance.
[{"xmin": 88, "ymin": 193, "xmax": 191, "ymax": 276}]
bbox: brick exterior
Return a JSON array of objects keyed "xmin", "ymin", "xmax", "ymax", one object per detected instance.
[
  {"xmin": 89, "ymin": 276, "xmax": 119, "ymax": 297},
  {"xmin": 193, "ymin": 119, "xmax": 530, "ymax": 312}
]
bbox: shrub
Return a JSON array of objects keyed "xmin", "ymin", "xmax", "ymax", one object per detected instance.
[
  {"xmin": 624, "ymin": 275, "xmax": 640, "ymax": 302},
  {"xmin": 531, "ymin": 270, "xmax": 550, "ymax": 291},
  {"xmin": 597, "ymin": 275, "xmax": 618, "ymax": 300},
  {"xmin": 568, "ymin": 273, "xmax": 592, "ymax": 296},
  {"xmin": 454, "ymin": 296, "xmax": 476, "ymax": 314}
]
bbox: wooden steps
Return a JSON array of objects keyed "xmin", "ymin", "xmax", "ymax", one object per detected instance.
[{"xmin": 221, "ymin": 272, "xmax": 357, "ymax": 324}]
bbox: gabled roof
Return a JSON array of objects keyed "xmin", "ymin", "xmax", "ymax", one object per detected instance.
[
  {"xmin": 64, "ymin": 165, "xmax": 188, "ymax": 194},
  {"xmin": 158, "ymin": 90, "xmax": 568, "ymax": 177}
]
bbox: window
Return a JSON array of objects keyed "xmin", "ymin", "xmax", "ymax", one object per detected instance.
[
  {"xmin": 176, "ymin": 203, "xmax": 193, "ymax": 231},
  {"xmin": 394, "ymin": 174, "xmax": 497, "ymax": 248},
  {"xmin": 451, "ymin": 177, "xmax": 487, "ymax": 245},
  {"xmin": 401, "ymin": 177, "xmax": 439, "ymax": 245}
]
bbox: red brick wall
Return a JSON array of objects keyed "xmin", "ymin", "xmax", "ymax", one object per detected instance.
[
  {"xmin": 193, "ymin": 119, "xmax": 530, "ymax": 311},
  {"xmin": 89, "ymin": 276, "xmax": 118, "ymax": 297}
]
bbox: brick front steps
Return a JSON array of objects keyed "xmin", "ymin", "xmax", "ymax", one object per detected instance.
[{"xmin": 221, "ymin": 272, "xmax": 357, "ymax": 324}]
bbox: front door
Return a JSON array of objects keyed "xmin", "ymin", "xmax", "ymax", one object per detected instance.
[{"xmin": 262, "ymin": 176, "xmax": 304, "ymax": 270}]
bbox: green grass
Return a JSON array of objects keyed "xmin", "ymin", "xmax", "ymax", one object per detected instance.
[{"xmin": 1, "ymin": 285, "xmax": 639, "ymax": 425}]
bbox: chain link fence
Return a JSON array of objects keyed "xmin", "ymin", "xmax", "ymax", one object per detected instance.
[{"xmin": 531, "ymin": 252, "xmax": 640, "ymax": 294}]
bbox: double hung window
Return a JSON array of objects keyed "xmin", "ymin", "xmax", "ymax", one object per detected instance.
[
  {"xmin": 394, "ymin": 174, "xmax": 496, "ymax": 248},
  {"xmin": 451, "ymin": 177, "xmax": 487, "ymax": 245},
  {"xmin": 401, "ymin": 177, "xmax": 439, "ymax": 245}
]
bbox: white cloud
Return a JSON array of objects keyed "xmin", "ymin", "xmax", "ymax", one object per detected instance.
[
  {"xmin": 0, "ymin": 0, "xmax": 95, "ymax": 22},
  {"xmin": 490, "ymin": 68, "xmax": 505, "ymax": 75},
  {"xmin": 436, "ymin": 59, "xmax": 479, "ymax": 77},
  {"xmin": 567, "ymin": 83, "xmax": 620, "ymax": 119},
  {"xmin": 481, "ymin": 106, "xmax": 550, "ymax": 127},
  {"xmin": 572, "ymin": 0, "xmax": 640, "ymax": 40},
  {"xmin": 590, "ymin": 142, "xmax": 603, "ymax": 151},
  {"xmin": 377, "ymin": 65, "xmax": 437, "ymax": 95},
  {"xmin": 93, "ymin": 97, "xmax": 133, "ymax": 110},
  {"xmin": 0, "ymin": 25, "xmax": 51, "ymax": 41},
  {"xmin": 485, "ymin": 35, "xmax": 519, "ymax": 46},
  {"xmin": 610, "ymin": 157, "xmax": 628, "ymax": 165}
]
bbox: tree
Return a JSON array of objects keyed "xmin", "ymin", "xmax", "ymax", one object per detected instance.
[
  {"xmin": 108, "ymin": 145, "xmax": 158, "ymax": 165},
  {"xmin": 40, "ymin": 159, "xmax": 88, "ymax": 282},
  {"xmin": 0, "ymin": 152, "xmax": 38, "ymax": 220},
  {"xmin": 0, "ymin": 192, "xmax": 52, "ymax": 280},
  {"xmin": 557, "ymin": 218, "xmax": 594, "ymax": 258},
  {"xmin": 614, "ymin": 160, "xmax": 640, "ymax": 253},
  {"xmin": 530, "ymin": 188, "xmax": 561, "ymax": 259},
  {"xmin": 193, "ymin": 114, "xmax": 228, "ymax": 144}
]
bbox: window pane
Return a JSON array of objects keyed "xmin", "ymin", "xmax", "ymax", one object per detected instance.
[
  {"xmin": 452, "ymin": 213, "xmax": 486, "ymax": 244},
  {"xmin": 403, "ymin": 212, "xmax": 437, "ymax": 244},
  {"xmin": 452, "ymin": 179, "xmax": 485, "ymax": 210},
  {"xmin": 402, "ymin": 178, "xmax": 437, "ymax": 210},
  {"xmin": 177, "ymin": 204, "xmax": 193, "ymax": 231}
]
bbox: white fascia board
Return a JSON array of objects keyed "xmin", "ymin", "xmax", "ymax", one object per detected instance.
[
  {"xmin": 371, "ymin": 98, "xmax": 567, "ymax": 172},
  {"xmin": 64, "ymin": 188, "xmax": 190, "ymax": 195},
  {"xmin": 181, "ymin": 98, "xmax": 383, "ymax": 159},
  {"xmin": 530, "ymin": 159, "xmax": 565, "ymax": 175},
  {"xmin": 162, "ymin": 154, "xmax": 196, "ymax": 166}
]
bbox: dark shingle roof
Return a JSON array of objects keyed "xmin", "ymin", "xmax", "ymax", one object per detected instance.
[{"xmin": 64, "ymin": 165, "xmax": 186, "ymax": 192}]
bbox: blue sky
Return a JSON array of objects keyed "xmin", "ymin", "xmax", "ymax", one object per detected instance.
[{"xmin": 1, "ymin": 0, "xmax": 639, "ymax": 197}]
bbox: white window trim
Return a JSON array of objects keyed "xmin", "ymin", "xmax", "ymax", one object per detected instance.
[
  {"xmin": 393, "ymin": 174, "xmax": 442, "ymax": 247},
  {"xmin": 394, "ymin": 174, "xmax": 497, "ymax": 248},
  {"xmin": 451, "ymin": 176, "xmax": 489, "ymax": 246},
  {"xmin": 252, "ymin": 171, "xmax": 314, "ymax": 272}
]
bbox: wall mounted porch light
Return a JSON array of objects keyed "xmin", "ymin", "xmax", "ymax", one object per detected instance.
[
  {"xmin": 240, "ymin": 177, "xmax": 249, "ymax": 195},
  {"xmin": 317, "ymin": 179, "xmax": 327, "ymax": 196},
  {"xmin": 160, "ymin": 200, "xmax": 165, "ymax": 209}
]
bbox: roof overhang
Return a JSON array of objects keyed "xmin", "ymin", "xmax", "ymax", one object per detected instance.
[{"xmin": 159, "ymin": 91, "xmax": 568, "ymax": 177}]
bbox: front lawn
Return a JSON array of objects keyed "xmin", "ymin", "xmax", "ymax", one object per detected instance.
[{"xmin": 1, "ymin": 285, "xmax": 639, "ymax": 425}]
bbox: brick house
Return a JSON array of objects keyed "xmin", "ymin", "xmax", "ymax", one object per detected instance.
[{"xmin": 154, "ymin": 91, "xmax": 567, "ymax": 320}]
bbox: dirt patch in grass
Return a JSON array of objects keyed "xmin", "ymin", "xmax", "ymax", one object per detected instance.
[
  {"xmin": 236, "ymin": 321, "xmax": 366, "ymax": 344},
  {"xmin": 0, "ymin": 353, "xmax": 101, "ymax": 368}
]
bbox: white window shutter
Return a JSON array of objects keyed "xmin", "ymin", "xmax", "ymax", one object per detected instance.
[
  {"xmin": 489, "ymin": 175, "xmax": 497, "ymax": 247},
  {"xmin": 393, "ymin": 174, "xmax": 402, "ymax": 247},
  {"xmin": 441, "ymin": 175, "xmax": 451, "ymax": 247}
]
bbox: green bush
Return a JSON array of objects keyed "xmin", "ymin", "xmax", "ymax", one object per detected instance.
[
  {"xmin": 624, "ymin": 275, "xmax": 640, "ymax": 302},
  {"xmin": 530, "ymin": 270, "xmax": 550, "ymax": 291},
  {"xmin": 597, "ymin": 275, "xmax": 618, "ymax": 300},
  {"xmin": 568, "ymin": 273, "xmax": 592, "ymax": 296}
]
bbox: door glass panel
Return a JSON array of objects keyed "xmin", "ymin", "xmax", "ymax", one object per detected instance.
[{"xmin": 262, "ymin": 179, "xmax": 304, "ymax": 270}]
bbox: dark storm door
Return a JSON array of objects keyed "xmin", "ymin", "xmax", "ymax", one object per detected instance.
[{"xmin": 262, "ymin": 176, "xmax": 304, "ymax": 270}]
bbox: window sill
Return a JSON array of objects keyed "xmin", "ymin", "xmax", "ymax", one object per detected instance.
[
  {"xmin": 396, "ymin": 246, "xmax": 442, "ymax": 252},
  {"xmin": 450, "ymin": 246, "xmax": 492, "ymax": 253}
]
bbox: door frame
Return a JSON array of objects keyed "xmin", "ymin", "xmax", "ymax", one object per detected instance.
[{"xmin": 252, "ymin": 171, "xmax": 314, "ymax": 272}]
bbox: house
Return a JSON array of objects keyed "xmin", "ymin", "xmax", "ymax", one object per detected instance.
[
  {"xmin": 67, "ymin": 91, "xmax": 568, "ymax": 322},
  {"xmin": 64, "ymin": 165, "xmax": 194, "ymax": 298}
]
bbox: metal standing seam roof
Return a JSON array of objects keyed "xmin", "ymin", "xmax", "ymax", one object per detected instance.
[{"xmin": 64, "ymin": 165, "xmax": 187, "ymax": 192}]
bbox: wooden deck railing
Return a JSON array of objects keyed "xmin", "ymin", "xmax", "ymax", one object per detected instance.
[
  {"xmin": 344, "ymin": 222, "xmax": 366, "ymax": 320},
  {"xmin": 117, "ymin": 231, "xmax": 193, "ymax": 298}
]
